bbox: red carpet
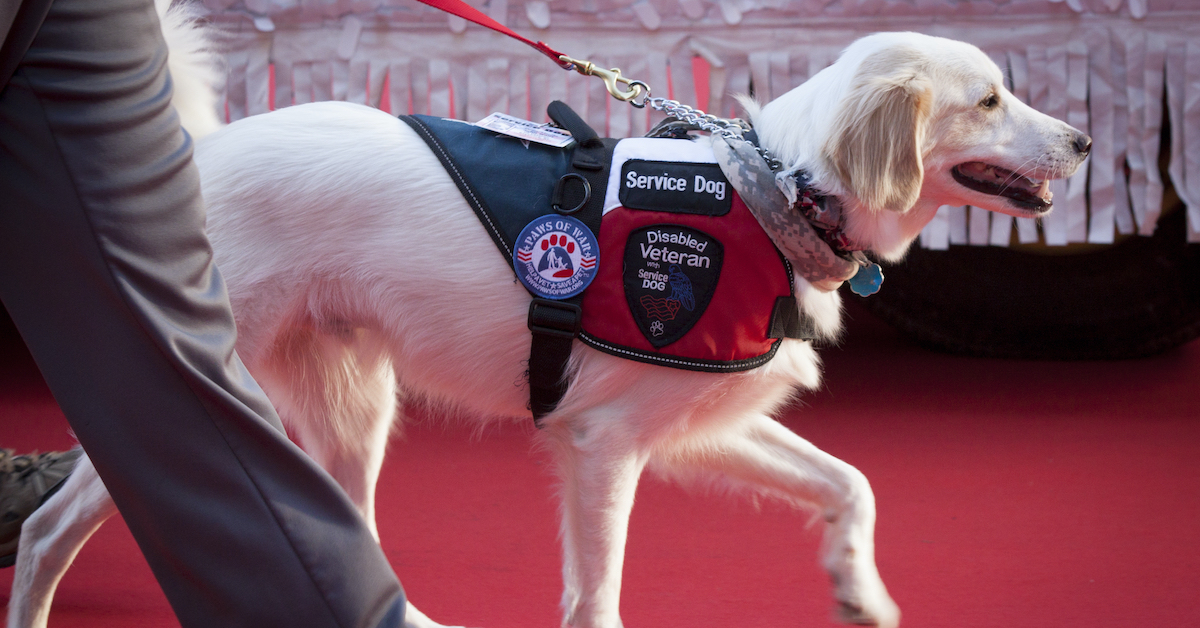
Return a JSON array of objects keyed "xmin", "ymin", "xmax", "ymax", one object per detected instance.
[{"xmin": 3, "ymin": 301, "xmax": 1199, "ymax": 628}]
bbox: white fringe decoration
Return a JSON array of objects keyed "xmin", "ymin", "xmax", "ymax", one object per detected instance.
[{"xmin": 201, "ymin": 0, "xmax": 1200, "ymax": 246}]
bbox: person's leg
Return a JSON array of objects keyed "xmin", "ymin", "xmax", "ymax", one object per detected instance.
[{"xmin": 0, "ymin": 0, "xmax": 404, "ymax": 626}]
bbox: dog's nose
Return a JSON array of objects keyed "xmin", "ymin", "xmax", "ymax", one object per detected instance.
[{"xmin": 1073, "ymin": 133, "xmax": 1092, "ymax": 157}]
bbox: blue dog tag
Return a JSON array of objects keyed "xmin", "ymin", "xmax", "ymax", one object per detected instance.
[{"xmin": 847, "ymin": 262, "xmax": 884, "ymax": 297}]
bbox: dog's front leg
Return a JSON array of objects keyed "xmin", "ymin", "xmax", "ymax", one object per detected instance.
[
  {"xmin": 544, "ymin": 421, "xmax": 649, "ymax": 628},
  {"xmin": 651, "ymin": 414, "xmax": 900, "ymax": 628}
]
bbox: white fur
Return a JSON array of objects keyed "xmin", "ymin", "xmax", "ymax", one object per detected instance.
[
  {"xmin": 156, "ymin": 0, "xmax": 223, "ymax": 140},
  {"xmin": 7, "ymin": 19, "xmax": 1089, "ymax": 628}
]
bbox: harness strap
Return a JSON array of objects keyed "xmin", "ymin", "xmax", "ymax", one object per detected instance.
[
  {"xmin": 527, "ymin": 102, "xmax": 616, "ymax": 423},
  {"xmin": 769, "ymin": 296, "xmax": 817, "ymax": 340},
  {"xmin": 527, "ymin": 299, "xmax": 580, "ymax": 419}
]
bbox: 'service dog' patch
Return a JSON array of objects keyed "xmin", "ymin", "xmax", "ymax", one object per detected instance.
[
  {"xmin": 515, "ymin": 215, "xmax": 598, "ymax": 300},
  {"xmin": 618, "ymin": 160, "xmax": 732, "ymax": 216},
  {"xmin": 623, "ymin": 225, "xmax": 724, "ymax": 347}
]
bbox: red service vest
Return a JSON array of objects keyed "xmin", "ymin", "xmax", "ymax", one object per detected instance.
[{"xmin": 577, "ymin": 138, "xmax": 797, "ymax": 371}]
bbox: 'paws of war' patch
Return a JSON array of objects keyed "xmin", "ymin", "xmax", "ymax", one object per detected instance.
[
  {"xmin": 514, "ymin": 215, "xmax": 598, "ymax": 300},
  {"xmin": 623, "ymin": 225, "xmax": 724, "ymax": 348}
]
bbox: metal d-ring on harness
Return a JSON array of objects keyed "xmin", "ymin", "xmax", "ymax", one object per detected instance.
[{"xmin": 551, "ymin": 173, "xmax": 590, "ymax": 214}]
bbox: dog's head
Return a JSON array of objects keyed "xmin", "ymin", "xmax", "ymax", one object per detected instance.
[{"xmin": 753, "ymin": 32, "xmax": 1090, "ymax": 261}]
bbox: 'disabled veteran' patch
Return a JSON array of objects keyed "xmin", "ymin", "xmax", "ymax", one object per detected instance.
[
  {"xmin": 514, "ymin": 215, "xmax": 598, "ymax": 300},
  {"xmin": 623, "ymin": 225, "xmax": 724, "ymax": 347},
  {"xmin": 618, "ymin": 160, "xmax": 733, "ymax": 216}
]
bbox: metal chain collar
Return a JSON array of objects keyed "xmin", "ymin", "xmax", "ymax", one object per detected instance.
[{"xmin": 636, "ymin": 94, "xmax": 784, "ymax": 171}]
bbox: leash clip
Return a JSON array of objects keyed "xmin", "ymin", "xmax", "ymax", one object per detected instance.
[{"xmin": 558, "ymin": 55, "xmax": 648, "ymax": 103}]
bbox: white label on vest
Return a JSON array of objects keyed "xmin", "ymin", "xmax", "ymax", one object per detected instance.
[{"xmin": 475, "ymin": 113, "xmax": 575, "ymax": 148}]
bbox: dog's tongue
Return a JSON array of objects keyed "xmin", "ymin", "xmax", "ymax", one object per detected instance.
[
  {"xmin": 962, "ymin": 162, "xmax": 1040, "ymax": 192},
  {"xmin": 960, "ymin": 161, "xmax": 1053, "ymax": 200}
]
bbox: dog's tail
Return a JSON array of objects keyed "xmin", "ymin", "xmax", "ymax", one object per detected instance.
[{"xmin": 157, "ymin": 0, "xmax": 224, "ymax": 140}]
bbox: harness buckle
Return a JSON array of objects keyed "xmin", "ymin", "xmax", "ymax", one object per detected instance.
[{"xmin": 528, "ymin": 299, "xmax": 582, "ymax": 339}]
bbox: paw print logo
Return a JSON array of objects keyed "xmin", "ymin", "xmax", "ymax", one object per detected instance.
[
  {"xmin": 650, "ymin": 320, "xmax": 665, "ymax": 336},
  {"xmin": 513, "ymin": 215, "xmax": 598, "ymax": 300}
]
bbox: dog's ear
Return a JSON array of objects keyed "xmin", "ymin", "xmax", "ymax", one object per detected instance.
[{"xmin": 826, "ymin": 53, "xmax": 932, "ymax": 212}]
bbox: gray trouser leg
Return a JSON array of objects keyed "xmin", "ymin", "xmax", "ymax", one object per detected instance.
[{"xmin": 0, "ymin": 0, "xmax": 404, "ymax": 626}]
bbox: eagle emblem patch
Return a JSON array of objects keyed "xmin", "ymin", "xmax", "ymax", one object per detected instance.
[
  {"xmin": 623, "ymin": 225, "xmax": 724, "ymax": 347},
  {"xmin": 514, "ymin": 214, "xmax": 598, "ymax": 300}
]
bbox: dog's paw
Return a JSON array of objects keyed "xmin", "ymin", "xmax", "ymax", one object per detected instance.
[{"xmin": 835, "ymin": 595, "xmax": 900, "ymax": 628}]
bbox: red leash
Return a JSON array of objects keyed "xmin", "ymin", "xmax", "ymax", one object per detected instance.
[
  {"xmin": 414, "ymin": 0, "xmax": 571, "ymax": 69},
  {"xmin": 413, "ymin": 0, "xmax": 648, "ymax": 103}
]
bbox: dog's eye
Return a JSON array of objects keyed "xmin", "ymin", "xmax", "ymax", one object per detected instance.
[{"xmin": 981, "ymin": 93, "xmax": 999, "ymax": 109}]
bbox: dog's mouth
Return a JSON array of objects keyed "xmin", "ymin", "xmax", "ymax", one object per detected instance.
[{"xmin": 951, "ymin": 162, "xmax": 1052, "ymax": 213}]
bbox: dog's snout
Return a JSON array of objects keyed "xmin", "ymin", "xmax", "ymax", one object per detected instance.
[{"xmin": 1072, "ymin": 133, "xmax": 1092, "ymax": 157}]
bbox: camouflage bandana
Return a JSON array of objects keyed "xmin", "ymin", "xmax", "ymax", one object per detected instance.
[{"xmin": 712, "ymin": 134, "xmax": 859, "ymax": 292}]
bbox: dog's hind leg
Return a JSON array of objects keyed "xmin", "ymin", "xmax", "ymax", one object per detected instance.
[
  {"xmin": 648, "ymin": 414, "xmax": 900, "ymax": 628},
  {"xmin": 253, "ymin": 325, "xmax": 397, "ymax": 540},
  {"xmin": 8, "ymin": 452, "xmax": 117, "ymax": 628},
  {"xmin": 543, "ymin": 418, "xmax": 650, "ymax": 628},
  {"xmin": 252, "ymin": 327, "xmax": 465, "ymax": 628}
]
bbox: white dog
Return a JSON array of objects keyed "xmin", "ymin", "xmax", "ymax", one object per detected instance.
[{"xmin": 6, "ymin": 5, "xmax": 1089, "ymax": 628}]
